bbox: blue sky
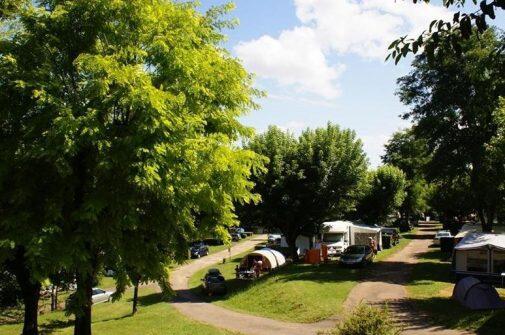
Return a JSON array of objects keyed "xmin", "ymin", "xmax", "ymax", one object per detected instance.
[{"xmin": 200, "ymin": 0, "xmax": 505, "ymax": 167}]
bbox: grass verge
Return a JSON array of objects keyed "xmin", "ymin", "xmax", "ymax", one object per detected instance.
[
  {"xmin": 406, "ymin": 248, "xmax": 505, "ymax": 335},
  {"xmin": 0, "ymin": 286, "xmax": 235, "ymax": 335}
]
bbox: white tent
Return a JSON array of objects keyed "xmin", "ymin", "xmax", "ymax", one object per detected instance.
[
  {"xmin": 453, "ymin": 232, "xmax": 505, "ymax": 280},
  {"xmin": 240, "ymin": 248, "xmax": 286, "ymax": 271}
]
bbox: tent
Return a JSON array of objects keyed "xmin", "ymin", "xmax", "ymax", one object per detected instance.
[
  {"xmin": 452, "ymin": 277, "xmax": 505, "ymax": 310},
  {"xmin": 453, "ymin": 232, "xmax": 505, "ymax": 281},
  {"xmin": 240, "ymin": 248, "xmax": 286, "ymax": 272}
]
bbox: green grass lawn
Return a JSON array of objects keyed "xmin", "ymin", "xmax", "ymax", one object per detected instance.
[
  {"xmin": 406, "ymin": 248, "xmax": 505, "ymax": 335},
  {"xmin": 0, "ymin": 286, "xmax": 236, "ymax": 335},
  {"xmin": 188, "ymin": 232, "xmax": 415, "ymax": 324}
]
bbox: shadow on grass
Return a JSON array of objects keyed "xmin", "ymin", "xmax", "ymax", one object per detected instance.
[
  {"xmin": 186, "ymin": 262, "xmax": 363, "ymax": 304},
  {"xmin": 39, "ymin": 319, "xmax": 74, "ymax": 334},
  {"xmin": 398, "ymin": 296, "xmax": 505, "ymax": 335}
]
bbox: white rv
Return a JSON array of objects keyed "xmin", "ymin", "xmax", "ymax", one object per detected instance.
[{"xmin": 321, "ymin": 221, "xmax": 382, "ymax": 256}]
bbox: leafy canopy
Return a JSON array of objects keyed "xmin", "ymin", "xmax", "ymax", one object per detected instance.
[
  {"xmin": 239, "ymin": 124, "xmax": 368, "ymax": 256},
  {"xmin": 0, "ymin": 0, "xmax": 263, "ymax": 323}
]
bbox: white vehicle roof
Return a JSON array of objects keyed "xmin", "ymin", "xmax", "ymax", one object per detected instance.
[
  {"xmin": 322, "ymin": 220, "xmax": 381, "ymax": 233},
  {"xmin": 322, "ymin": 221, "xmax": 353, "ymax": 233}
]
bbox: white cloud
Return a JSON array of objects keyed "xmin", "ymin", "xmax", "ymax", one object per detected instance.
[
  {"xmin": 235, "ymin": 0, "xmax": 452, "ymax": 99},
  {"xmin": 279, "ymin": 120, "xmax": 308, "ymax": 133},
  {"xmin": 235, "ymin": 27, "xmax": 345, "ymax": 99}
]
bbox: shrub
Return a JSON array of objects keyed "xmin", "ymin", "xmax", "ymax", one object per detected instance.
[{"xmin": 320, "ymin": 303, "xmax": 402, "ymax": 335}]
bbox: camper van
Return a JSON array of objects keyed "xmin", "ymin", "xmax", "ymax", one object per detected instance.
[{"xmin": 321, "ymin": 221, "xmax": 382, "ymax": 256}]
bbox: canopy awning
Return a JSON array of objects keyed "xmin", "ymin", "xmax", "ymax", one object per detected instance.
[{"xmin": 455, "ymin": 232, "xmax": 505, "ymax": 251}]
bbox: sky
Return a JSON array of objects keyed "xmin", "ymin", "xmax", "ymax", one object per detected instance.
[{"xmin": 199, "ymin": 0, "xmax": 505, "ymax": 167}]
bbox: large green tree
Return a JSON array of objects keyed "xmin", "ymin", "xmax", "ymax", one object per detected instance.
[
  {"xmin": 397, "ymin": 30, "xmax": 505, "ymax": 231},
  {"xmin": 0, "ymin": 1, "xmax": 262, "ymax": 335},
  {"xmin": 382, "ymin": 129, "xmax": 430, "ymax": 221},
  {"xmin": 239, "ymin": 125, "xmax": 368, "ymax": 259},
  {"xmin": 357, "ymin": 165, "xmax": 406, "ymax": 225}
]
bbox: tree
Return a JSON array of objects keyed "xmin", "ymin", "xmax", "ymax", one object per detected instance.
[
  {"xmin": 382, "ymin": 129, "xmax": 430, "ymax": 221},
  {"xmin": 388, "ymin": 0, "xmax": 505, "ymax": 63},
  {"xmin": 239, "ymin": 124, "xmax": 368, "ymax": 259},
  {"xmin": 396, "ymin": 30, "xmax": 505, "ymax": 231},
  {"xmin": 0, "ymin": 1, "xmax": 262, "ymax": 334},
  {"xmin": 357, "ymin": 165, "xmax": 406, "ymax": 225}
]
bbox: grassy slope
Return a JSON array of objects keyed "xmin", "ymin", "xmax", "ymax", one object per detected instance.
[
  {"xmin": 0, "ymin": 286, "xmax": 235, "ymax": 335},
  {"xmin": 189, "ymin": 231, "xmax": 416, "ymax": 323},
  {"xmin": 406, "ymin": 248, "xmax": 505, "ymax": 335}
]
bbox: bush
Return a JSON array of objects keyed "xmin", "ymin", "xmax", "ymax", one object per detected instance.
[{"xmin": 320, "ymin": 303, "xmax": 401, "ymax": 335}]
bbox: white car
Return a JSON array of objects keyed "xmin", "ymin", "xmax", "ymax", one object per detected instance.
[
  {"xmin": 433, "ymin": 230, "xmax": 452, "ymax": 246},
  {"xmin": 267, "ymin": 234, "xmax": 282, "ymax": 244},
  {"xmin": 92, "ymin": 288, "xmax": 113, "ymax": 304}
]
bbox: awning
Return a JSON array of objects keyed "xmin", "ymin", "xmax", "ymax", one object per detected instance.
[{"xmin": 455, "ymin": 232, "xmax": 505, "ymax": 251}]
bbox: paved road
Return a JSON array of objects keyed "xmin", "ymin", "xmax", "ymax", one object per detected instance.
[{"xmin": 169, "ymin": 226, "xmax": 472, "ymax": 335}]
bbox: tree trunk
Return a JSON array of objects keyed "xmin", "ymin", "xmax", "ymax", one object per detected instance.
[
  {"xmin": 132, "ymin": 279, "xmax": 139, "ymax": 316},
  {"xmin": 7, "ymin": 247, "xmax": 41, "ymax": 335},
  {"xmin": 51, "ymin": 285, "xmax": 59, "ymax": 311},
  {"xmin": 286, "ymin": 234, "xmax": 299, "ymax": 262},
  {"xmin": 74, "ymin": 271, "xmax": 94, "ymax": 335}
]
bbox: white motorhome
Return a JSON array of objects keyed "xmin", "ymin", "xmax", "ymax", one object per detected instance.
[{"xmin": 321, "ymin": 221, "xmax": 382, "ymax": 256}]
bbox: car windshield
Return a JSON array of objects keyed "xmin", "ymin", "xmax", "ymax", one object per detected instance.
[
  {"xmin": 344, "ymin": 246, "xmax": 365, "ymax": 255},
  {"xmin": 437, "ymin": 232, "xmax": 451, "ymax": 237},
  {"xmin": 323, "ymin": 233, "xmax": 344, "ymax": 243},
  {"xmin": 92, "ymin": 289, "xmax": 104, "ymax": 295}
]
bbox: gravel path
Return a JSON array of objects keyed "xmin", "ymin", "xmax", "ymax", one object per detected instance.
[
  {"xmin": 342, "ymin": 223, "xmax": 472, "ymax": 335},
  {"xmin": 169, "ymin": 235, "xmax": 336, "ymax": 335},
  {"xmin": 169, "ymin": 226, "xmax": 471, "ymax": 335}
]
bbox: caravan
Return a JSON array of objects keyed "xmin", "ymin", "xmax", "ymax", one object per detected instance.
[{"xmin": 321, "ymin": 221, "xmax": 382, "ymax": 256}]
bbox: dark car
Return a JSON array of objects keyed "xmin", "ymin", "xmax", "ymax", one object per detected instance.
[
  {"xmin": 230, "ymin": 232, "xmax": 241, "ymax": 242},
  {"xmin": 339, "ymin": 245, "xmax": 375, "ymax": 267},
  {"xmin": 190, "ymin": 241, "xmax": 209, "ymax": 258},
  {"xmin": 202, "ymin": 268, "xmax": 227, "ymax": 296}
]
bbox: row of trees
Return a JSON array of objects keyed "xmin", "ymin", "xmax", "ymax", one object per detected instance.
[
  {"xmin": 0, "ymin": 1, "xmax": 263, "ymax": 335},
  {"xmin": 387, "ymin": 29, "xmax": 505, "ymax": 232},
  {"xmin": 238, "ymin": 125, "xmax": 408, "ymax": 259}
]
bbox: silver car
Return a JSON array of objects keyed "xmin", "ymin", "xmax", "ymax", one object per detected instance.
[{"xmin": 92, "ymin": 288, "xmax": 113, "ymax": 304}]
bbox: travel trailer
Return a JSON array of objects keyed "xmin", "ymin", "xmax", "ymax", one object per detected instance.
[{"xmin": 321, "ymin": 221, "xmax": 382, "ymax": 256}]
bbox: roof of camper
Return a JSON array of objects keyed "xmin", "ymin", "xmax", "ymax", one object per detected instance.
[
  {"xmin": 322, "ymin": 221, "xmax": 380, "ymax": 233},
  {"xmin": 455, "ymin": 232, "xmax": 505, "ymax": 251}
]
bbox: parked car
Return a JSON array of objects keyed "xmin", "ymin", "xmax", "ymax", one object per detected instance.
[
  {"xmin": 201, "ymin": 268, "xmax": 227, "ymax": 296},
  {"xmin": 91, "ymin": 288, "xmax": 114, "ymax": 304},
  {"xmin": 433, "ymin": 230, "xmax": 452, "ymax": 246},
  {"xmin": 231, "ymin": 232, "xmax": 241, "ymax": 241},
  {"xmin": 339, "ymin": 245, "xmax": 375, "ymax": 267},
  {"xmin": 267, "ymin": 234, "xmax": 282, "ymax": 244},
  {"xmin": 235, "ymin": 227, "xmax": 247, "ymax": 238},
  {"xmin": 190, "ymin": 241, "xmax": 210, "ymax": 258},
  {"xmin": 66, "ymin": 287, "xmax": 113, "ymax": 307}
]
